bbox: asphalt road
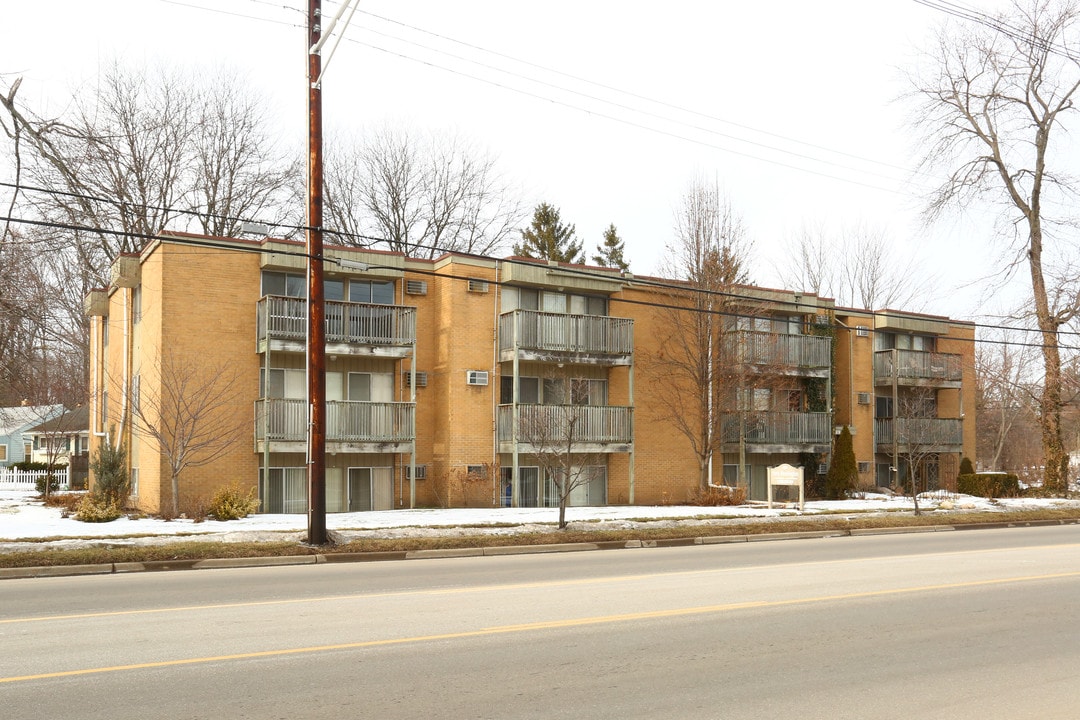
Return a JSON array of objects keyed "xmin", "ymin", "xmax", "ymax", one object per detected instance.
[{"xmin": 4, "ymin": 526, "xmax": 1080, "ymax": 719}]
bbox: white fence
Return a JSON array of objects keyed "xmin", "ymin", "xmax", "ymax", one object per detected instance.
[{"xmin": 0, "ymin": 468, "xmax": 70, "ymax": 490}]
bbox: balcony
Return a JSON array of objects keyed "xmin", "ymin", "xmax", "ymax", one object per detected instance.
[
  {"xmin": 254, "ymin": 399, "xmax": 415, "ymax": 454},
  {"xmin": 721, "ymin": 411, "xmax": 832, "ymax": 453},
  {"xmin": 722, "ymin": 331, "xmax": 831, "ymax": 378},
  {"xmin": 257, "ymin": 296, "xmax": 416, "ymax": 357},
  {"xmin": 498, "ymin": 310, "xmax": 633, "ymax": 365},
  {"xmin": 875, "ymin": 417, "xmax": 963, "ymax": 452},
  {"xmin": 497, "ymin": 404, "xmax": 633, "ymax": 453},
  {"xmin": 874, "ymin": 349, "xmax": 963, "ymax": 388}
]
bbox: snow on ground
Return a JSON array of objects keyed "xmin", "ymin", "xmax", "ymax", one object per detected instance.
[{"xmin": 3, "ymin": 488, "xmax": 1079, "ymax": 553}]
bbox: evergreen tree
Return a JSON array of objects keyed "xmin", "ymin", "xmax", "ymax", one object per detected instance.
[
  {"xmin": 825, "ymin": 425, "xmax": 858, "ymax": 500},
  {"xmin": 592, "ymin": 223, "xmax": 629, "ymax": 270},
  {"xmin": 514, "ymin": 203, "xmax": 583, "ymax": 263}
]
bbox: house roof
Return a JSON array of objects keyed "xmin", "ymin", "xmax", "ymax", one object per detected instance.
[
  {"xmin": 24, "ymin": 406, "xmax": 90, "ymax": 436},
  {"xmin": 0, "ymin": 405, "xmax": 65, "ymax": 436}
]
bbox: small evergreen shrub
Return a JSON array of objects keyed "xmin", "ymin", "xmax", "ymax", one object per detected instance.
[
  {"xmin": 208, "ymin": 484, "xmax": 260, "ymax": 520},
  {"xmin": 75, "ymin": 493, "xmax": 124, "ymax": 523},
  {"xmin": 957, "ymin": 473, "xmax": 1021, "ymax": 498},
  {"xmin": 90, "ymin": 431, "xmax": 129, "ymax": 503},
  {"xmin": 825, "ymin": 426, "xmax": 858, "ymax": 499},
  {"xmin": 35, "ymin": 474, "xmax": 60, "ymax": 495},
  {"xmin": 959, "ymin": 457, "xmax": 975, "ymax": 476}
]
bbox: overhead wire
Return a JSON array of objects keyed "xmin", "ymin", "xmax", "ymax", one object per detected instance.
[{"xmin": 2, "ymin": 208, "xmax": 1078, "ymax": 352}]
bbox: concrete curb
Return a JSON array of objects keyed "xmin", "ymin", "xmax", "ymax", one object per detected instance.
[{"xmin": 2, "ymin": 519, "xmax": 1077, "ymax": 580}]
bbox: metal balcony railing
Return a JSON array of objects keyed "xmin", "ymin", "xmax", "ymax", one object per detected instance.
[
  {"xmin": 498, "ymin": 310, "xmax": 633, "ymax": 356},
  {"xmin": 722, "ymin": 331, "xmax": 831, "ymax": 370},
  {"xmin": 875, "ymin": 417, "xmax": 963, "ymax": 447},
  {"xmin": 721, "ymin": 411, "xmax": 832, "ymax": 445},
  {"xmin": 255, "ymin": 399, "xmax": 415, "ymax": 443},
  {"xmin": 257, "ymin": 296, "xmax": 416, "ymax": 348},
  {"xmin": 497, "ymin": 404, "xmax": 633, "ymax": 445},
  {"xmin": 874, "ymin": 349, "xmax": 963, "ymax": 383}
]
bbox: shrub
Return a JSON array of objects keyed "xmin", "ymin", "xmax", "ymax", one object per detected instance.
[
  {"xmin": 43, "ymin": 491, "xmax": 83, "ymax": 515},
  {"xmin": 74, "ymin": 493, "xmax": 124, "ymax": 523},
  {"xmin": 957, "ymin": 473, "xmax": 1021, "ymax": 499},
  {"xmin": 90, "ymin": 430, "xmax": 129, "ymax": 503},
  {"xmin": 35, "ymin": 474, "xmax": 60, "ymax": 496},
  {"xmin": 208, "ymin": 484, "xmax": 260, "ymax": 520},
  {"xmin": 959, "ymin": 457, "xmax": 975, "ymax": 476},
  {"xmin": 687, "ymin": 485, "xmax": 747, "ymax": 506},
  {"xmin": 13, "ymin": 460, "xmax": 50, "ymax": 471},
  {"xmin": 825, "ymin": 426, "xmax": 858, "ymax": 499}
]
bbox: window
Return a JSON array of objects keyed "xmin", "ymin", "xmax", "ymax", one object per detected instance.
[
  {"xmin": 404, "ymin": 465, "xmax": 427, "ymax": 481},
  {"xmin": 0, "ymin": 445, "xmax": 7, "ymax": 461},
  {"xmin": 324, "ymin": 279, "xmax": 345, "ymax": 301},
  {"xmin": 130, "ymin": 468, "xmax": 139, "ymax": 496},
  {"xmin": 875, "ymin": 395, "xmax": 894, "ymax": 419},
  {"xmin": 858, "ymin": 461, "xmax": 872, "ymax": 474},
  {"xmin": 23, "ymin": 442, "xmax": 31, "ymax": 459},
  {"xmin": 501, "ymin": 376, "xmax": 540, "ymax": 404},
  {"xmin": 259, "ymin": 467, "xmax": 307, "ymax": 513},
  {"xmin": 345, "ymin": 467, "xmax": 394, "ymax": 511},
  {"xmin": 466, "ymin": 465, "xmax": 488, "ymax": 479},
  {"xmin": 348, "ymin": 372, "xmax": 393, "ymax": 402},
  {"xmin": 260, "ymin": 368, "xmax": 306, "ymax": 399},
  {"xmin": 349, "ymin": 280, "xmax": 394, "ymax": 305},
  {"xmin": 261, "ymin": 271, "xmax": 307, "ymax": 298}
]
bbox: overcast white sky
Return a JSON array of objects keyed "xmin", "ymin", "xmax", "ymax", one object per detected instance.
[{"xmin": 2, "ymin": 0, "xmax": 1028, "ymax": 320}]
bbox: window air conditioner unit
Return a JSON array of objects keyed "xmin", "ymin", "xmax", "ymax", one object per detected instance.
[
  {"xmin": 856, "ymin": 325, "xmax": 870, "ymax": 337},
  {"xmin": 406, "ymin": 280, "xmax": 428, "ymax": 295},
  {"xmin": 466, "ymin": 370, "xmax": 489, "ymax": 386},
  {"xmin": 857, "ymin": 461, "xmax": 872, "ymax": 474},
  {"xmin": 857, "ymin": 392, "xmax": 871, "ymax": 405},
  {"xmin": 403, "ymin": 371, "xmax": 428, "ymax": 388},
  {"xmin": 467, "ymin": 278, "xmax": 489, "ymax": 293}
]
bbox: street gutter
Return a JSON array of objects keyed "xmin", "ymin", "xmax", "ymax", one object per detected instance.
[{"xmin": 3, "ymin": 518, "xmax": 1078, "ymax": 580}]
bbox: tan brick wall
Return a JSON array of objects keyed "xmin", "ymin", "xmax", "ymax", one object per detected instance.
[{"xmin": 88, "ymin": 236, "xmax": 978, "ymax": 513}]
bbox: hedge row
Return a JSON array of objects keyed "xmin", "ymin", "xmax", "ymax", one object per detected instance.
[{"xmin": 957, "ymin": 473, "xmax": 1021, "ymax": 498}]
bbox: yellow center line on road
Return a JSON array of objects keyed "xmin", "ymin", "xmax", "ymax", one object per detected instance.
[
  {"xmin": 4, "ymin": 569, "xmax": 1080, "ymax": 685},
  {"xmin": 5, "ymin": 540, "xmax": 1080, "ymax": 625}
]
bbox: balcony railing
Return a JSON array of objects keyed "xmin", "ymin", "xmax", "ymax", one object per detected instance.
[
  {"xmin": 257, "ymin": 295, "xmax": 416, "ymax": 348},
  {"xmin": 874, "ymin": 349, "xmax": 963, "ymax": 383},
  {"xmin": 499, "ymin": 310, "xmax": 633, "ymax": 357},
  {"xmin": 722, "ymin": 331, "xmax": 831, "ymax": 370},
  {"xmin": 875, "ymin": 417, "xmax": 963, "ymax": 447},
  {"xmin": 721, "ymin": 411, "xmax": 832, "ymax": 445},
  {"xmin": 497, "ymin": 404, "xmax": 633, "ymax": 446},
  {"xmin": 255, "ymin": 399, "xmax": 415, "ymax": 444}
]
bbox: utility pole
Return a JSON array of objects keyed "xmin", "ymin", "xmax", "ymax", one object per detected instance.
[{"xmin": 306, "ymin": 0, "xmax": 328, "ymax": 545}]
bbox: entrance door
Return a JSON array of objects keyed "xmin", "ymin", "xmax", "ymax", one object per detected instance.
[{"xmin": 348, "ymin": 467, "xmax": 393, "ymax": 511}]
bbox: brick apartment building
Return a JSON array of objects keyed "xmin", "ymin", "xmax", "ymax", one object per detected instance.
[{"xmin": 84, "ymin": 232, "xmax": 976, "ymax": 514}]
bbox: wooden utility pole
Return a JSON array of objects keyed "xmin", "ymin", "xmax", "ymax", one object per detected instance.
[{"xmin": 306, "ymin": 0, "xmax": 328, "ymax": 545}]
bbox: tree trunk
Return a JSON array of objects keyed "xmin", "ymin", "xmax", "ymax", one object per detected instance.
[{"xmin": 1028, "ymin": 219, "xmax": 1069, "ymax": 494}]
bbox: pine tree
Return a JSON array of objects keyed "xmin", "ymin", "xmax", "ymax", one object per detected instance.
[
  {"xmin": 592, "ymin": 223, "xmax": 629, "ymax": 270},
  {"xmin": 825, "ymin": 425, "xmax": 858, "ymax": 500},
  {"xmin": 514, "ymin": 203, "xmax": 583, "ymax": 263}
]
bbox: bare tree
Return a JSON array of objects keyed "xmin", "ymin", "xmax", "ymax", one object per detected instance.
[
  {"xmin": 648, "ymin": 178, "xmax": 754, "ymax": 492},
  {"xmin": 975, "ymin": 330, "xmax": 1041, "ymax": 470},
  {"xmin": 324, "ymin": 125, "xmax": 524, "ymax": 257},
  {"xmin": 909, "ymin": 0, "xmax": 1080, "ymax": 493},
  {"xmin": 127, "ymin": 351, "xmax": 245, "ymax": 517},
  {"xmin": 893, "ymin": 387, "xmax": 955, "ymax": 515},
  {"xmin": 514, "ymin": 374, "xmax": 606, "ymax": 529},
  {"xmin": 781, "ymin": 221, "xmax": 935, "ymax": 310}
]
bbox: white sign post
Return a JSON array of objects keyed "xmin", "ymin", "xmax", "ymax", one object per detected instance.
[{"xmin": 767, "ymin": 464, "xmax": 805, "ymax": 511}]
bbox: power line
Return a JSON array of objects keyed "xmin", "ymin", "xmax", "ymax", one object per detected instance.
[{"xmin": 3, "ymin": 210, "xmax": 1079, "ymax": 351}]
